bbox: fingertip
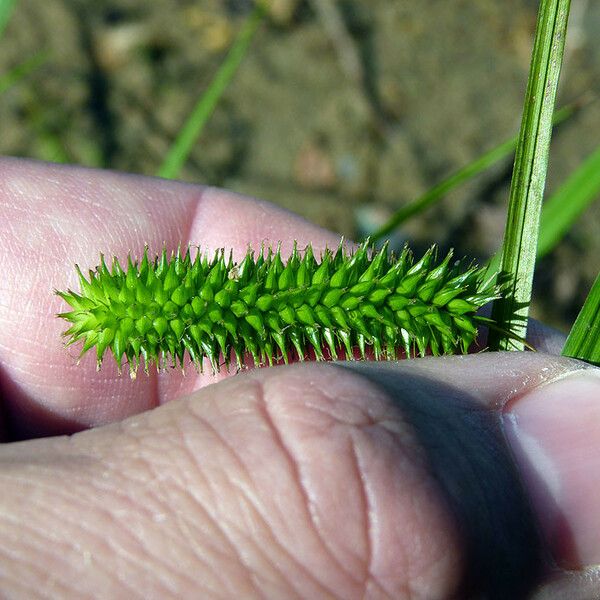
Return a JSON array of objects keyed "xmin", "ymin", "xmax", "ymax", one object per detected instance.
[
  {"xmin": 503, "ymin": 369, "xmax": 600, "ymax": 569},
  {"xmin": 0, "ymin": 160, "xmax": 348, "ymax": 437},
  {"xmin": 188, "ymin": 186, "xmax": 344, "ymax": 258}
]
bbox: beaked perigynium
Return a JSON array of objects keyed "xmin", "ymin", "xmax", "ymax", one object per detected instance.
[{"xmin": 57, "ymin": 241, "xmax": 500, "ymax": 376}]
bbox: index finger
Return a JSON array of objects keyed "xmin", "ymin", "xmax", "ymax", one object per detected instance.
[{"xmin": 0, "ymin": 157, "xmax": 341, "ymax": 439}]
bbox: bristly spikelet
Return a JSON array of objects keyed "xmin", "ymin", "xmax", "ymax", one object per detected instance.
[{"xmin": 56, "ymin": 241, "xmax": 500, "ymax": 376}]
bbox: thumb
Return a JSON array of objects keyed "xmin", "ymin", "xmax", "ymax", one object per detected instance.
[
  {"xmin": 503, "ymin": 367, "xmax": 600, "ymax": 570},
  {"xmin": 344, "ymin": 352, "xmax": 600, "ymax": 599},
  {"xmin": 1, "ymin": 352, "xmax": 598, "ymax": 599}
]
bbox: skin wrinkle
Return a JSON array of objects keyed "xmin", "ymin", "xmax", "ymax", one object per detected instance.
[
  {"xmin": 23, "ymin": 567, "xmax": 74, "ymax": 600},
  {"xmin": 167, "ymin": 441, "xmax": 263, "ymax": 598},
  {"xmin": 224, "ymin": 477, "xmax": 316, "ymax": 600},
  {"xmin": 257, "ymin": 412, "xmax": 342, "ymax": 597},
  {"xmin": 60, "ymin": 507, "xmax": 159, "ymax": 597},
  {"xmin": 260, "ymin": 369, "xmax": 421, "ymax": 599},
  {"xmin": 181, "ymin": 414, "xmax": 298, "ymax": 587},
  {"xmin": 299, "ymin": 434, "xmax": 369, "ymax": 592},
  {"xmin": 131, "ymin": 405, "xmax": 270, "ymax": 599},
  {"xmin": 348, "ymin": 433, "xmax": 376, "ymax": 599},
  {"xmin": 371, "ymin": 427, "xmax": 451, "ymax": 600},
  {"xmin": 56, "ymin": 552, "xmax": 137, "ymax": 598},
  {"xmin": 104, "ymin": 492, "xmax": 201, "ymax": 594},
  {"xmin": 51, "ymin": 432, "xmax": 202, "ymax": 596},
  {"xmin": 175, "ymin": 394, "xmax": 330, "ymax": 599},
  {"xmin": 259, "ymin": 365, "xmax": 455, "ymax": 599},
  {"xmin": 185, "ymin": 394, "xmax": 258, "ymax": 484},
  {"xmin": 286, "ymin": 415, "xmax": 373, "ymax": 591},
  {"xmin": 339, "ymin": 362, "xmax": 545, "ymax": 598},
  {"xmin": 161, "ymin": 512, "xmax": 233, "ymax": 598},
  {"xmin": 2, "ymin": 507, "xmax": 128, "ymax": 599},
  {"xmin": 254, "ymin": 382, "xmax": 349, "ymax": 599},
  {"xmin": 3, "ymin": 554, "xmax": 53, "ymax": 599},
  {"xmin": 190, "ymin": 393, "xmax": 354, "ymax": 599},
  {"xmin": 1, "ymin": 574, "xmax": 39, "ymax": 599},
  {"xmin": 359, "ymin": 377, "xmax": 459, "ymax": 596},
  {"xmin": 1, "ymin": 521, "xmax": 72, "ymax": 579},
  {"xmin": 142, "ymin": 495, "xmax": 230, "ymax": 600},
  {"xmin": 294, "ymin": 382, "xmax": 382, "ymax": 430},
  {"xmin": 215, "ymin": 475, "xmax": 292, "ymax": 596},
  {"xmin": 405, "ymin": 481, "xmax": 446, "ymax": 599},
  {"xmin": 1, "ymin": 536, "xmax": 75, "ymax": 592},
  {"xmin": 34, "ymin": 496, "xmax": 119, "ymax": 561},
  {"xmin": 162, "ymin": 489, "xmax": 250, "ymax": 599},
  {"xmin": 92, "ymin": 476, "xmax": 217, "ymax": 596}
]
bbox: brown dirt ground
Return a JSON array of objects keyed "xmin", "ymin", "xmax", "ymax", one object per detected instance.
[{"xmin": 1, "ymin": 0, "xmax": 599, "ymax": 333}]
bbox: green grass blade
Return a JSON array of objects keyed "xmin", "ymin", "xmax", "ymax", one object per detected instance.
[
  {"xmin": 486, "ymin": 141, "xmax": 600, "ymax": 274},
  {"xmin": 157, "ymin": 5, "xmax": 264, "ymax": 179},
  {"xmin": 0, "ymin": 51, "xmax": 47, "ymax": 95},
  {"xmin": 537, "ymin": 143, "xmax": 600, "ymax": 256},
  {"xmin": 370, "ymin": 137, "xmax": 517, "ymax": 243},
  {"xmin": 488, "ymin": 0, "xmax": 571, "ymax": 351},
  {"xmin": 369, "ymin": 103, "xmax": 577, "ymax": 244},
  {"xmin": 562, "ymin": 271, "xmax": 600, "ymax": 365},
  {"xmin": 0, "ymin": 0, "xmax": 17, "ymax": 38},
  {"xmin": 34, "ymin": 131, "xmax": 70, "ymax": 164}
]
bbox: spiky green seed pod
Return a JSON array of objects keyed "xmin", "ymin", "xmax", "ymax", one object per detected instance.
[{"xmin": 56, "ymin": 241, "xmax": 500, "ymax": 376}]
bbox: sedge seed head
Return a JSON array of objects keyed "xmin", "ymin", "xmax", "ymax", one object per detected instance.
[{"xmin": 57, "ymin": 241, "xmax": 502, "ymax": 375}]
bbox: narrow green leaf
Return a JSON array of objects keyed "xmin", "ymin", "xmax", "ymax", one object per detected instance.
[
  {"xmin": 537, "ymin": 143, "xmax": 600, "ymax": 257},
  {"xmin": 157, "ymin": 5, "xmax": 264, "ymax": 179},
  {"xmin": 369, "ymin": 102, "xmax": 577, "ymax": 244},
  {"xmin": 562, "ymin": 271, "xmax": 600, "ymax": 365},
  {"xmin": 489, "ymin": 0, "xmax": 571, "ymax": 351},
  {"xmin": 34, "ymin": 130, "xmax": 70, "ymax": 164},
  {"xmin": 0, "ymin": 0, "xmax": 17, "ymax": 39},
  {"xmin": 485, "ymin": 142, "xmax": 600, "ymax": 275},
  {"xmin": 371, "ymin": 137, "xmax": 517, "ymax": 244},
  {"xmin": 0, "ymin": 51, "xmax": 48, "ymax": 96}
]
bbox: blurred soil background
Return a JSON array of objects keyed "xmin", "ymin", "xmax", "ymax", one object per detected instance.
[{"xmin": 1, "ymin": 0, "xmax": 599, "ymax": 333}]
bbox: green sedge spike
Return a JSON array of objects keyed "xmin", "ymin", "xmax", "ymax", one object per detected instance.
[{"xmin": 56, "ymin": 241, "xmax": 501, "ymax": 376}]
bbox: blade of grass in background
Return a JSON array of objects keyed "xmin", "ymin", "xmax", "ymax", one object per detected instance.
[
  {"xmin": 157, "ymin": 4, "xmax": 264, "ymax": 179},
  {"xmin": 562, "ymin": 271, "xmax": 600, "ymax": 365},
  {"xmin": 369, "ymin": 102, "xmax": 579, "ymax": 244},
  {"xmin": 488, "ymin": 0, "xmax": 571, "ymax": 351},
  {"xmin": 34, "ymin": 130, "xmax": 70, "ymax": 164},
  {"xmin": 0, "ymin": 0, "xmax": 17, "ymax": 39},
  {"xmin": 485, "ymin": 142, "xmax": 600, "ymax": 274},
  {"xmin": 537, "ymin": 143, "xmax": 600, "ymax": 256},
  {"xmin": 371, "ymin": 137, "xmax": 517, "ymax": 244},
  {"xmin": 0, "ymin": 51, "xmax": 47, "ymax": 95}
]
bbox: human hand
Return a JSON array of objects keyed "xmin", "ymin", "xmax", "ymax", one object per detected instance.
[{"xmin": 1, "ymin": 158, "xmax": 599, "ymax": 598}]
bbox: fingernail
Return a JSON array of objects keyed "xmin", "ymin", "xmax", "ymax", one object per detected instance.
[{"xmin": 503, "ymin": 370, "xmax": 600, "ymax": 569}]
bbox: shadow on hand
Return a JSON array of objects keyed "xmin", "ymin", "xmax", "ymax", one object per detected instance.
[{"xmin": 339, "ymin": 362, "xmax": 553, "ymax": 600}]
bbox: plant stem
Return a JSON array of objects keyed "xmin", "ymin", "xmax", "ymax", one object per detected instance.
[{"xmin": 488, "ymin": 0, "xmax": 571, "ymax": 351}]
